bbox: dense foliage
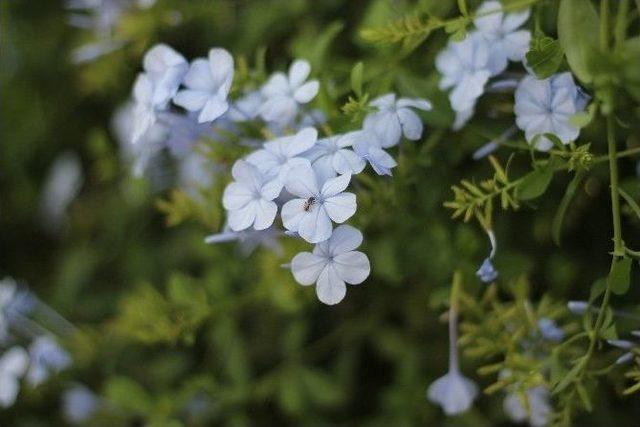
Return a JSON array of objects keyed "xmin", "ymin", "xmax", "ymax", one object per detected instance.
[{"xmin": 2, "ymin": 0, "xmax": 640, "ymax": 426}]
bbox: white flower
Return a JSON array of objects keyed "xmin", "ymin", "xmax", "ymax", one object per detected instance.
[
  {"xmin": 130, "ymin": 45, "xmax": 188, "ymax": 142},
  {"xmin": 291, "ymin": 225, "xmax": 370, "ymax": 305},
  {"xmin": 474, "ymin": 1, "xmax": 531, "ymax": 74},
  {"xmin": 63, "ymin": 384, "xmax": 100, "ymax": 424},
  {"xmin": 259, "ymin": 59, "xmax": 319, "ymax": 126},
  {"xmin": 0, "ymin": 346, "xmax": 29, "ymax": 408},
  {"xmin": 428, "ymin": 369, "xmax": 479, "ymax": 416},
  {"xmin": 39, "ymin": 151, "xmax": 83, "ymax": 232},
  {"xmin": 436, "ymin": 32, "xmax": 497, "ymax": 114},
  {"xmin": 222, "ymin": 160, "xmax": 281, "ymax": 232},
  {"xmin": 302, "ymin": 132, "xmax": 365, "ymax": 181},
  {"xmin": 26, "ymin": 335, "xmax": 72, "ymax": 387},
  {"xmin": 363, "ymin": 94, "xmax": 432, "ymax": 147},
  {"xmin": 205, "ymin": 226, "xmax": 282, "ymax": 256},
  {"xmin": 246, "ymin": 127, "xmax": 318, "ymax": 185},
  {"xmin": 514, "ymin": 72, "xmax": 585, "ymax": 151},
  {"xmin": 143, "ymin": 44, "xmax": 189, "ymax": 108},
  {"xmin": 351, "ymin": 130, "xmax": 397, "ymax": 176},
  {"xmin": 503, "ymin": 386, "xmax": 551, "ymax": 427},
  {"xmin": 174, "ymin": 48, "xmax": 234, "ymax": 123},
  {"xmin": 427, "ymin": 288, "xmax": 478, "ymax": 415},
  {"xmin": 281, "ymin": 163, "xmax": 356, "ymax": 243}
]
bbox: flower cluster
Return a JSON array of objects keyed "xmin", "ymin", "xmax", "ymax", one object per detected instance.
[
  {"xmin": 122, "ymin": 44, "xmax": 431, "ymax": 305},
  {"xmin": 0, "ymin": 277, "xmax": 72, "ymax": 408},
  {"xmin": 436, "ymin": 0, "xmax": 589, "ymax": 152}
]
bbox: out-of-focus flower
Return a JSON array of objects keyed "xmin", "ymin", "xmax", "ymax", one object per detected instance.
[
  {"xmin": 514, "ymin": 72, "xmax": 587, "ymax": 151},
  {"xmin": 303, "ymin": 132, "xmax": 365, "ymax": 181},
  {"xmin": 474, "ymin": 1, "xmax": 531, "ymax": 74},
  {"xmin": 39, "ymin": 151, "xmax": 83, "ymax": 232},
  {"xmin": 538, "ymin": 318, "xmax": 564, "ymax": 342},
  {"xmin": 362, "ymin": 94, "xmax": 431, "ymax": 147},
  {"xmin": 26, "ymin": 335, "xmax": 72, "ymax": 387},
  {"xmin": 567, "ymin": 300, "xmax": 589, "ymax": 315},
  {"xmin": 503, "ymin": 385, "xmax": 551, "ymax": 427},
  {"xmin": 608, "ymin": 332, "xmax": 640, "ymax": 364},
  {"xmin": 476, "ymin": 229, "xmax": 498, "ymax": 283},
  {"xmin": 427, "ymin": 286, "xmax": 478, "ymax": 415},
  {"xmin": 222, "ymin": 160, "xmax": 281, "ymax": 231},
  {"xmin": 205, "ymin": 226, "xmax": 283, "ymax": 256},
  {"xmin": 0, "ymin": 346, "xmax": 29, "ymax": 408},
  {"xmin": 259, "ymin": 59, "xmax": 319, "ymax": 126},
  {"xmin": 246, "ymin": 127, "xmax": 317, "ymax": 186},
  {"xmin": 174, "ymin": 48, "xmax": 234, "ymax": 123},
  {"xmin": 63, "ymin": 384, "xmax": 100, "ymax": 424},
  {"xmin": 291, "ymin": 225, "xmax": 370, "ymax": 305},
  {"xmin": 281, "ymin": 164, "xmax": 356, "ymax": 243},
  {"xmin": 351, "ymin": 130, "xmax": 398, "ymax": 176},
  {"xmin": 436, "ymin": 32, "xmax": 496, "ymax": 115}
]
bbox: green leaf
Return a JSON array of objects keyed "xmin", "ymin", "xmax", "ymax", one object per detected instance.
[
  {"xmin": 589, "ymin": 278, "xmax": 607, "ymax": 303},
  {"xmin": 557, "ymin": 0, "xmax": 600, "ymax": 83},
  {"xmin": 608, "ymin": 256, "xmax": 632, "ymax": 295},
  {"xmin": 350, "ymin": 62, "xmax": 364, "ymax": 97},
  {"xmin": 104, "ymin": 377, "xmax": 153, "ymax": 413},
  {"xmin": 518, "ymin": 162, "xmax": 555, "ymax": 201},
  {"xmin": 552, "ymin": 172, "xmax": 584, "ymax": 245},
  {"xmin": 569, "ymin": 103, "xmax": 597, "ymax": 128},
  {"xmin": 576, "ymin": 381, "xmax": 593, "ymax": 411},
  {"xmin": 525, "ymin": 31, "xmax": 564, "ymax": 79},
  {"xmin": 553, "ymin": 357, "xmax": 585, "ymax": 394}
]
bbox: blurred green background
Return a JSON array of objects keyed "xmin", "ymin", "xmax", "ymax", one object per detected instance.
[{"xmin": 2, "ymin": 0, "xmax": 640, "ymax": 425}]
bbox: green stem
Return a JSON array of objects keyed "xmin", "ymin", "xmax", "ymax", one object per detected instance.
[
  {"xmin": 615, "ymin": 0, "xmax": 630, "ymax": 50},
  {"xmin": 457, "ymin": 0, "xmax": 469, "ymax": 16},
  {"xmin": 593, "ymin": 146, "xmax": 640, "ymax": 163},
  {"xmin": 607, "ymin": 115, "xmax": 624, "ymax": 255},
  {"xmin": 600, "ymin": 0, "xmax": 610, "ymax": 51}
]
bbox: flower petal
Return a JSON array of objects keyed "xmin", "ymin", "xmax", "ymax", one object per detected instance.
[
  {"xmin": 333, "ymin": 251, "xmax": 370, "ymax": 284},
  {"xmin": 397, "ymin": 108, "xmax": 423, "ymax": 140},
  {"xmin": 291, "ymin": 252, "xmax": 327, "ymax": 285},
  {"xmin": 288, "ymin": 59, "xmax": 311, "ymax": 88},
  {"xmin": 286, "ymin": 127, "xmax": 318, "ymax": 157},
  {"xmin": 227, "ymin": 202, "xmax": 256, "ymax": 231},
  {"xmin": 333, "ymin": 149, "xmax": 365, "ymax": 175},
  {"xmin": 293, "ymin": 80, "xmax": 319, "ymax": 103},
  {"xmin": 197, "ymin": 97, "xmax": 229, "ymax": 123},
  {"xmin": 253, "ymin": 199, "xmax": 277, "ymax": 230},
  {"xmin": 285, "ymin": 164, "xmax": 319, "ymax": 197},
  {"xmin": 222, "ymin": 182, "xmax": 253, "ymax": 210},
  {"xmin": 396, "ymin": 97, "xmax": 432, "ymax": 111},
  {"xmin": 173, "ymin": 89, "xmax": 210, "ymax": 112},
  {"xmin": 316, "ymin": 264, "xmax": 346, "ymax": 305},
  {"xmin": 323, "ymin": 192, "xmax": 356, "ymax": 223},
  {"xmin": 207, "ymin": 48, "xmax": 234, "ymax": 96},
  {"xmin": 298, "ymin": 206, "xmax": 332, "ymax": 243},
  {"xmin": 327, "ymin": 224, "xmax": 362, "ymax": 254},
  {"xmin": 321, "ymin": 173, "xmax": 351, "ymax": 197},
  {"xmin": 281, "ymin": 198, "xmax": 308, "ymax": 232},
  {"xmin": 182, "ymin": 58, "xmax": 215, "ymax": 92}
]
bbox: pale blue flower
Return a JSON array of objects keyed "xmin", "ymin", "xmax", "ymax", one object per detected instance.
[
  {"xmin": 363, "ymin": 94, "xmax": 431, "ymax": 147},
  {"xmin": 222, "ymin": 160, "xmax": 282, "ymax": 232},
  {"xmin": 351, "ymin": 130, "xmax": 397, "ymax": 176},
  {"xmin": 427, "ymin": 297, "xmax": 478, "ymax": 415},
  {"xmin": 474, "ymin": 1, "xmax": 531, "ymax": 74},
  {"xmin": 246, "ymin": 127, "xmax": 318, "ymax": 186},
  {"xmin": 537, "ymin": 318, "xmax": 564, "ymax": 342},
  {"xmin": 291, "ymin": 225, "xmax": 370, "ymax": 305},
  {"xmin": 514, "ymin": 72, "xmax": 587, "ymax": 151},
  {"xmin": 0, "ymin": 346, "xmax": 29, "ymax": 408},
  {"xmin": 26, "ymin": 335, "xmax": 72, "ymax": 387},
  {"xmin": 205, "ymin": 227, "xmax": 283, "ymax": 256},
  {"xmin": 259, "ymin": 59, "xmax": 319, "ymax": 126},
  {"xmin": 174, "ymin": 48, "xmax": 234, "ymax": 123},
  {"xmin": 476, "ymin": 258, "xmax": 498, "ymax": 283},
  {"xmin": 436, "ymin": 32, "xmax": 497, "ymax": 115},
  {"xmin": 302, "ymin": 132, "xmax": 366, "ymax": 181},
  {"xmin": 476, "ymin": 229, "xmax": 498, "ymax": 283},
  {"xmin": 503, "ymin": 385, "xmax": 551, "ymax": 427},
  {"xmin": 39, "ymin": 152, "xmax": 83, "ymax": 232},
  {"xmin": 282, "ymin": 163, "xmax": 356, "ymax": 244},
  {"xmin": 567, "ymin": 300, "xmax": 589, "ymax": 315},
  {"xmin": 63, "ymin": 384, "xmax": 100, "ymax": 424}
]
